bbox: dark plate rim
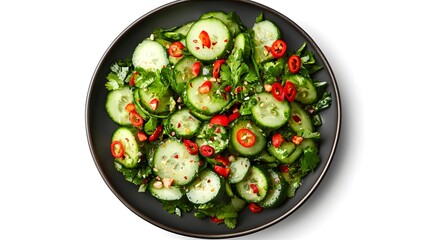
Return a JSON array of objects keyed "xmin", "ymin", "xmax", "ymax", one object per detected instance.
[{"xmin": 85, "ymin": 0, "xmax": 342, "ymax": 238}]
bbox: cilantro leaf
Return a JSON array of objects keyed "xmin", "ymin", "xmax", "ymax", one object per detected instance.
[
  {"xmin": 105, "ymin": 60, "xmax": 133, "ymax": 90},
  {"xmin": 300, "ymin": 147, "xmax": 320, "ymax": 174}
]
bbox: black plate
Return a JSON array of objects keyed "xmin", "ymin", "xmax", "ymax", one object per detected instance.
[{"xmin": 85, "ymin": 0, "xmax": 341, "ymax": 238}]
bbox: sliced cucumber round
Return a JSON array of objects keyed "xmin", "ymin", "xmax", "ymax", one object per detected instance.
[
  {"xmin": 230, "ymin": 119, "xmax": 266, "ymax": 157},
  {"xmin": 105, "ymin": 86, "xmax": 133, "ymax": 126},
  {"xmin": 234, "ymin": 165, "xmax": 270, "ymax": 203},
  {"xmin": 251, "ymin": 92, "xmax": 290, "ymax": 129},
  {"xmin": 228, "ymin": 157, "xmax": 251, "ymax": 184},
  {"xmin": 186, "ymin": 18, "xmax": 231, "ymax": 61},
  {"xmin": 186, "ymin": 169, "xmax": 223, "ymax": 204},
  {"xmin": 153, "ymin": 139, "xmax": 200, "ymax": 186},
  {"xmin": 259, "ymin": 169, "xmax": 288, "ymax": 208},
  {"xmin": 148, "ymin": 179, "xmax": 185, "ymax": 201},
  {"xmin": 195, "ymin": 123, "xmax": 229, "ymax": 155},
  {"xmin": 111, "ymin": 127, "xmax": 139, "ymax": 168},
  {"xmin": 288, "ymin": 101, "xmax": 314, "ymax": 133},
  {"xmin": 185, "ymin": 76, "xmax": 231, "ymax": 115},
  {"xmin": 132, "ymin": 39, "xmax": 169, "ymax": 71},
  {"xmin": 173, "ymin": 56, "xmax": 200, "ymax": 94},
  {"xmin": 233, "ymin": 32, "xmax": 251, "ymax": 59},
  {"xmin": 168, "ymin": 108, "xmax": 201, "ymax": 138},
  {"xmin": 287, "ymin": 74, "xmax": 318, "ymax": 104},
  {"xmin": 136, "ymin": 86, "xmax": 175, "ymax": 116},
  {"xmin": 268, "ymin": 141, "xmax": 296, "ymax": 164},
  {"xmin": 252, "ymin": 20, "xmax": 280, "ymax": 63}
]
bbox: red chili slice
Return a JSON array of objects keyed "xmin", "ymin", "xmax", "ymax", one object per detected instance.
[
  {"xmin": 168, "ymin": 41, "xmax": 185, "ymax": 57},
  {"xmin": 248, "ymin": 203, "xmax": 263, "ymax": 213},
  {"xmin": 214, "ymin": 165, "xmax": 230, "ymax": 178},
  {"xmin": 199, "ymin": 30, "xmax": 211, "ymax": 49},
  {"xmin": 198, "ymin": 80, "xmax": 212, "ymax": 94},
  {"xmin": 125, "ymin": 103, "xmax": 135, "ymax": 113},
  {"xmin": 183, "ymin": 140, "xmax": 199, "ymax": 155},
  {"xmin": 200, "ymin": 145, "xmax": 215, "ymax": 157},
  {"xmin": 137, "ymin": 132, "xmax": 147, "ymax": 142},
  {"xmin": 129, "ymin": 110, "xmax": 144, "ymax": 127},
  {"xmin": 236, "ymin": 128, "xmax": 256, "ymax": 148},
  {"xmin": 227, "ymin": 112, "xmax": 240, "ymax": 124},
  {"xmin": 214, "ymin": 155, "xmax": 229, "ymax": 166},
  {"xmin": 210, "ymin": 216, "xmax": 224, "ymax": 224},
  {"xmin": 130, "ymin": 72, "xmax": 139, "ymax": 87},
  {"xmin": 271, "ymin": 82, "xmax": 284, "ymax": 101},
  {"xmin": 149, "ymin": 98, "xmax": 159, "ymax": 111},
  {"xmin": 210, "ymin": 114, "xmax": 229, "ymax": 127},
  {"xmin": 270, "ymin": 39, "xmax": 287, "ymax": 58},
  {"xmin": 280, "ymin": 164, "xmax": 289, "ymax": 173},
  {"xmin": 249, "ymin": 183, "xmax": 259, "ymax": 194},
  {"xmin": 288, "ymin": 55, "xmax": 301, "ymax": 74},
  {"xmin": 110, "ymin": 140, "xmax": 125, "ymax": 158},
  {"xmin": 272, "ymin": 133, "xmax": 285, "ymax": 148},
  {"xmin": 284, "ymin": 81, "xmax": 297, "ymax": 102},
  {"xmin": 149, "ymin": 125, "xmax": 163, "ymax": 142},
  {"xmin": 213, "ymin": 59, "xmax": 226, "ymax": 78},
  {"xmin": 292, "ymin": 135, "xmax": 304, "ymax": 145},
  {"xmin": 192, "ymin": 61, "xmax": 201, "ymax": 76}
]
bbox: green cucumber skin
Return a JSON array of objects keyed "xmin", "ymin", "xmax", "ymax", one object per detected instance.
[
  {"xmin": 230, "ymin": 119, "xmax": 266, "ymax": 157},
  {"xmin": 234, "ymin": 165, "xmax": 270, "ymax": 203},
  {"xmin": 168, "ymin": 108, "xmax": 201, "ymax": 138},
  {"xmin": 186, "ymin": 168, "xmax": 224, "ymax": 205},
  {"xmin": 288, "ymin": 101, "xmax": 314, "ymax": 133},
  {"xmin": 105, "ymin": 86, "xmax": 133, "ymax": 126},
  {"xmin": 287, "ymin": 74, "xmax": 318, "ymax": 104},
  {"xmin": 251, "ymin": 92, "xmax": 290, "ymax": 129},
  {"xmin": 259, "ymin": 169, "xmax": 288, "ymax": 208},
  {"xmin": 186, "ymin": 18, "xmax": 231, "ymax": 61},
  {"xmin": 111, "ymin": 127, "xmax": 140, "ymax": 168}
]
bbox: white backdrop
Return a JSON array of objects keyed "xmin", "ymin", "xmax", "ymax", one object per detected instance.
[{"xmin": 1, "ymin": 0, "xmax": 428, "ymax": 239}]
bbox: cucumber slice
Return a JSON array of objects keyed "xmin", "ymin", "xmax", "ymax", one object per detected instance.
[
  {"xmin": 234, "ymin": 32, "xmax": 251, "ymax": 59},
  {"xmin": 105, "ymin": 86, "xmax": 133, "ymax": 126},
  {"xmin": 252, "ymin": 20, "xmax": 280, "ymax": 63},
  {"xmin": 136, "ymin": 87, "xmax": 175, "ymax": 116},
  {"xmin": 153, "ymin": 139, "xmax": 200, "ymax": 185},
  {"xmin": 173, "ymin": 56, "xmax": 200, "ymax": 94},
  {"xmin": 288, "ymin": 101, "xmax": 314, "ymax": 133},
  {"xmin": 268, "ymin": 141, "xmax": 296, "ymax": 164},
  {"xmin": 259, "ymin": 169, "xmax": 288, "ymax": 208},
  {"xmin": 186, "ymin": 169, "xmax": 223, "ymax": 204},
  {"xmin": 185, "ymin": 76, "xmax": 231, "ymax": 115},
  {"xmin": 148, "ymin": 179, "xmax": 184, "ymax": 201},
  {"xmin": 230, "ymin": 119, "xmax": 266, "ymax": 157},
  {"xmin": 186, "ymin": 18, "xmax": 231, "ymax": 61},
  {"xmin": 111, "ymin": 127, "xmax": 140, "ymax": 168},
  {"xmin": 251, "ymin": 92, "xmax": 290, "ymax": 129},
  {"xmin": 234, "ymin": 165, "xmax": 270, "ymax": 203},
  {"xmin": 228, "ymin": 157, "xmax": 251, "ymax": 184},
  {"xmin": 132, "ymin": 39, "xmax": 169, "ymax": 71},
  {"xmin": 168, "ymin": 108, "xmax": 201, "ymax": 138},
  {"xmin": 164, "ymin": 21, "xmax": 195, "ymax": 40},
  {"xmin": 287, "ymin": 74, "xmax": 318, "ymax": 104}
]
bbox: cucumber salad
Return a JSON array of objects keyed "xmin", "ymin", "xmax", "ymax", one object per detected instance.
[{"xmin": 104, "ymin": 11, "xmax": 331, "ymax": 229}]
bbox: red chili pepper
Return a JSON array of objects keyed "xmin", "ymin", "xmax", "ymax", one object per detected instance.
[
  {"xmin": 284, "ymin": 81, "xmax": 297, "ymax": 102},
  {"xmin": 224, "ymin": 85, "xmax": 232, "ymax": 92},
  {"xmin": 214, "ymin": 165, "xmax": 230, "ymax": 178},
  {"xmin": 192, "ymin": 61, "xmax": 201, "ymax": 76},
  {"xmin": 280, "ymin": 164, "xmax": 289, "ymax": 173},
  {"xmin": 270, "ymin": 39, "xmax": 287, "ymax": 58},
  {"xmin": 199, "ymin": 30, "xmax": 211, "ymax": 49},
  {"xmin": 210, "ymin": 216, "xmax": 224, "ymax": 224},
  {"xmin": 110, "ymin": 140, "xmax": 125, "ymax": 158},
  {"xmin": 213, "ymin": 59, "xmax": 226, "ymax": 78},
  {"xmin": 210, "ymin": 114, "xmax": 229, "ymax": 127},
  {"xmin": 149, "ymin": 98, "xmax": 159, "ymax": 111},
  {"xmin": 288, "ymin": 55, "xmax": 301, "ymax": 74},
  {"xmin": 198, "ymin": 80, "xmax": 212, "ymax": 94},
  {"xmin": 149, "ymin": 125, "xmax": 163, "ymax": 142},
  {"xmin": 130, "ymin": 72, "xmax": 139, "ymax": 86},
  {"xmin": 214, "ymin": 155, "xmax": 229, "ymax": 166},
  {"xmin": 236, "ymin": 128, "xmax": 256, "ymax": 148},
  {"xmin": 137, "ymin": 131, "xmax": 147, "ymax": 142},
  {"xmin": 292, "ymin": 135, "xmax": 304, "ymax": 145},
  {"xmin": 248, "ymin": 203, "xmax": 263, "ymax": 213},
  {"xmin": 227, "ymin": 112, "xmax": 240, "ymax": 124},
  {"xmin": 250, "ymin": 183, "xmax": 259, "ymax": 194},
  {"xmin": 168, "ymin": 41, "xmax": 185, "ymax": 57},
  {"xmin": 200, "ymin": 145, "xmax": 215, "ymax": 157},
  {"xmin": 129, "ymin": 110, "xmax": 144, "ymax": 127},
  {"xmin": 271, "ymin": 82, "xmax": 284, "ymax": 101},
  {"xmin": 292, "ymin": 114, "xmax": 301, "ymax": 123},
  {"xmin": 272, "ymin": 133, "xmax": 285, "ymax": 148},
  {"xmin": 183, "ymin": 139, "xmax": 198, "ymax": 155},
  {"xmin": 125, "ymin": 103, "xmax": 135, "ymax": 113}
]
